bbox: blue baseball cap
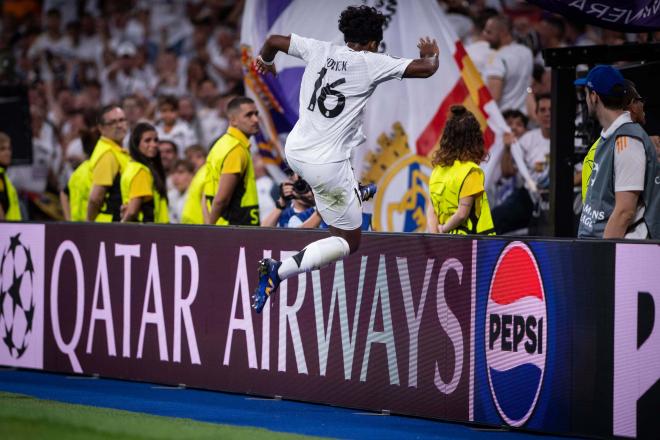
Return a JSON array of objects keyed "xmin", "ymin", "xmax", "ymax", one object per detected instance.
[{"xmin": 574, "ymin": 65, "xmax": 626, "ymax": 97}]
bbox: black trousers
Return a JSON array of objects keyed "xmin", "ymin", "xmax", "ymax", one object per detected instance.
[{"xmin": 491, "ymin": 187, "xmax": 534, "ymax": 235}]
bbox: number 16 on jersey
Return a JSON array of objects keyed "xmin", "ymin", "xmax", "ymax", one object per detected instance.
[{"xmin": 307, "ymin": 67, "xmax": 346, "ymax": 118}]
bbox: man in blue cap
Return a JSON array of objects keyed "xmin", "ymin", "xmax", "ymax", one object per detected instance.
[{"xmin": 576, "ymin": 65, "xmax": 658, "ymax": 239}]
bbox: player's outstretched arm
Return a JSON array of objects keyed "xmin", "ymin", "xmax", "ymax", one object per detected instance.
[
  {"xmin": 255, "ymin": 34, "xmax": 291, "ymax": 76},
  {"xmin": 403, "ymin": 37, "xmax": 439, "ymax": 79}
]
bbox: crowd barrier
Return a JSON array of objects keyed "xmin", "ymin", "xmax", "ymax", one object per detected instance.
[{"xmin": 0, "ymin": 222, "xmax": 657, "ymax": 439}]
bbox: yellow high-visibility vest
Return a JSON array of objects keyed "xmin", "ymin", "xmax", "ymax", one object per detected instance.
[
  {"xmin": 181, "ymin": 166, "xmax": 206, "ymax": 224},
  {"xmin": 429, "ymin": 160, "xmax": 495, "ymax": 235},
  {"xmin": 0, "ymin": 166, "xmax": 21, "ymax": 220},
  {"xmin": 204, "ymin": 126, "xmax": 259, "ymax": 226},
  {"xmin": 67, "ymin": 160, "xmax": 91, "ymax": 222},
  {"xmin": 88, "ymin": 137, "xmax": 130, "ymax": 222},
  {"xmin": 120, "ymin": 161, "xmax": 169, "ymax": 223}
]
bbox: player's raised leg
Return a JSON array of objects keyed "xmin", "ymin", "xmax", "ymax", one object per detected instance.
[{"xmin": 252, "ymin": 159, "xmax": 362, "ymax": 313}]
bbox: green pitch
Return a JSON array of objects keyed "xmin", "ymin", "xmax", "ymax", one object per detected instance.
[{"xmin": 0, "ymin": 392, "xmax": 325, "ymax": 440}]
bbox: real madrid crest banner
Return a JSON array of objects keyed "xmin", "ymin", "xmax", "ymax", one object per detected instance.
[{"xmin": 241, "ymin": 0, "xmax": 508, "ymax": 232}]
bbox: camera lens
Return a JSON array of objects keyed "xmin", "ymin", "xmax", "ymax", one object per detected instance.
[{"xmin": 293, "ymin": 178, "xmax": 310, "ymax": 194}]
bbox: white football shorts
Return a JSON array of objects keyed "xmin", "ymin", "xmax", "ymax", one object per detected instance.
[{"xmin": 286, "ymin": 155, "xmax": 362, "ymax": 230}]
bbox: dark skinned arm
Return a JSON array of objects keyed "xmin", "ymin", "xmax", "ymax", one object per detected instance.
[
  {"xmin": 254, "ymin": 35, "xmax": 291, "ymax": 75},
  {"xmin": 402, "ymin": 37, "xmax": 439, "ymax": 79}
]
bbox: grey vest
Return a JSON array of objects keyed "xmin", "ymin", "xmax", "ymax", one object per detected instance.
[{"xmin": 579, "ymin": 122, "xmax": 659, "ymax": 239}]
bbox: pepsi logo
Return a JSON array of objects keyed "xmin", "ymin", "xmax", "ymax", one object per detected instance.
[{"xmin": 485, "ymin": 242, "xmax": 547, "ymax": 427}]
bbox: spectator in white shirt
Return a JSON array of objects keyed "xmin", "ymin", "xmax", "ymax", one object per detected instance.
[
  {"xmin": 465, "ymin": 9, "xmax": 498, "ymax": 77},
  {"xmin": 155, "ymin": 49, "xmax": 186, "ymax": 97},
  {"xmin": 168, "ymin": 159, "xmax": 194, "ymax": 224},
  {"xmin": 28, "ymin": 8, "xmax": 73, "ymax": 60},
  {"xmin": 158, "ymin": 139, "xmax": 178, "ymax": 192},
  {"xmin": 482, "ymin": 15, "xmax": 534, "ymax": 114},
  {"xmin": 101, "ymin": 42, "xmax": 152, "ymax": 105},
  {"xmin": 197, "ymin": 82, "xmax": 232, "ymax": 148},
  {"xmin": 208, "ymin": 26, "xmax": 242, "ymax": 94},
  {"xmin": 184, "ymin": 145, "xmax": 206, "ymax": 172},
  {"xmin": 491, "ymin": 94, "xmax": 551, "ymax": 234},
  {"xmin": 155, "ymin": 95, "xmax": 198, "ymax": 157},
  {"xmin": 178, "ymin": 96, "xmax": 204, "ymax": 145}
]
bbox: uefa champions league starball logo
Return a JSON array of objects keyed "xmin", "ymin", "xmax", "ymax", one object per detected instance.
[{"xmin": 0, "ymin": 233, "xmax": 36, "ymax": 359}]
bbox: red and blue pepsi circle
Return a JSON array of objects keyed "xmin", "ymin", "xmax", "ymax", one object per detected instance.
[{"xmin": 485, "ymin": 241, "xmax": 547, "ymax": 427}]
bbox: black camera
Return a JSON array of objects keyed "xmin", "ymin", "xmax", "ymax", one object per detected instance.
[
  {"xmin": 282, "ymin": 165, "xmax": 312, "ymax": 200},
  {"xmin": 280, "ymin": 176, "xmax": 312, "ymax": 201},
  {"xmin": 292, "ymin": 177, "xmax": 311, "ymax": 194}
]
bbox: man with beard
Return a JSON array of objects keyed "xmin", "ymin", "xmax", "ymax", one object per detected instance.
[
  {"xmin": 576, "ymin": 65, "xmax": 658, "ymax": 239},
  {"xmin": 483, "ymin": 15, "xmax": 533, "ymax": 114},
  {"xmin": 203, "ymin": 97, "xmax": 260, "ymax": 226}
]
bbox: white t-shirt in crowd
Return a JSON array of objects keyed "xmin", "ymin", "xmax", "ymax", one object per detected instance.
[
  {"xmin": 27, "ymin": 33, "xmax": 73, "ymax": 59},
  {"xmin": 466, "ymin": 40, "xmax": 495, "ymax": 78},
  {"xmin": 8, "ymin": 121, "xmax": 61, "ymax": 193},
  {"xmin": 284, "ymin": 33, "xmax": 413, "ymax": 164},
  {"xmin": 198, "ymin": 107, "xmax": 228, "ymax": 149},
  {"xmin": 485, "ymin": 42, "xmax": 533, "ymax": 114},
  {"xmin": 156, "ymin": 120, "xmax": 199, "ymax": 157},
  {"xmin": 256, "ymin": 175, "xmax": 275, "ymax": 222},
  {"xmin": 168, "ymin": 188, "xmax": 187, "ymax": 224},
  {"xmin": 518, "ymin": 128, "xmax": 550, "ymax": 187},
  {"xmin": 101, "ymin": 68, "xmax": 153, "ymax": 105},
  {"xmin": 600, "ymin": 111, "xmax": 648, "ymax": 238}
]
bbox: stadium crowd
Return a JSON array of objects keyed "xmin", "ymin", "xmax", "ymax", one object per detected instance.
[{"xmin": 0, "ymin": 0, "xmax": 658, "ymax": 236}]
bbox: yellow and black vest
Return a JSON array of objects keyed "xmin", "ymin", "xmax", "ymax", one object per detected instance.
[
  {"xmin": 181, "ymin": 165, "xmax": 206, "ymax": 224},
  {"xmin": 88, "ymin": 137, "xmax": 130, "ymax": 222},
  {"xmin": 581, "ymin": 138, "xmax": 600, "ymax": 203},
  {"xmin": 67, "ymin": 160, "xmax": 92, "ymax": 222},
  {"xmin": 0, "ymin": 166, "xmax": 21, "ymax": 221},
  {"xmin": 204, "ymin": 127, "xmax": 259, "ymax": 226},
  {"xmin": 120, "ymin": 161, "xmax": 169, "ymax": 223},
  {"xmin": 429, "ymin": 160, "xmax": 495, "ymax": 235}
]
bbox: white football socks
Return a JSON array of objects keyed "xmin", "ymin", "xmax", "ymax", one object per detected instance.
[{"xmin": 277, "ymin": 236, "xmax": 351, "ymax": 280}]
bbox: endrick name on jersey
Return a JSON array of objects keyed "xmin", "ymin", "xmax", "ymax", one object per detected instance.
[{"xmin": 326, "ymin": 58, "xmax": 348, "ymax": 72}]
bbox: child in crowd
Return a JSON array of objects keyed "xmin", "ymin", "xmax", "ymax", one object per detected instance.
[{"xmin": 155, "ymin": 95, "xmax": 198, "ymax": 157}]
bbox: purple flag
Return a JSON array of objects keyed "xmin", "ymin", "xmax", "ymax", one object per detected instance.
[{"xmin": 528, "ymin": 0, "xmax": 660, "ymax": 32}]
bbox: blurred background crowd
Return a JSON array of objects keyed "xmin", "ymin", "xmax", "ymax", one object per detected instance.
[{"xmin": 0, "ymin": 0, "xmax": 657, "ymax": 232}]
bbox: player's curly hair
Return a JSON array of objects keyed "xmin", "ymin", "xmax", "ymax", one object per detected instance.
[
  {"xmin": 338, "ymin": 5, "xmax": 385, "ymax": 44},
  {"xmin": 432, "ymin": 105, "xmax": 486, "ymax": 167}
]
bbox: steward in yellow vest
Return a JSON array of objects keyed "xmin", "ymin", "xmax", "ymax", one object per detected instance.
[
  {"xmin": 67, "ymin": 160, "xmax": 92, "ymax": 221},
  {"xmin": 0, "ymin": 132, "xmax": 21, "ymax": 221},
  {"xmin": 181, "ymin": 165, "xmax": 207, "ymax": 224},
  {"xmin": 120, "ymin": 123, "xmax": 169, "ymax": 223},
  {"xmin": 427, "ymin": 105, "xmax": 495, "ymax": 235},
  {"xmin": 204, "ymin": 97, "xmax": 260, "ymax": 226},
  {"xmin": 87, "ymin": 106, "xmax": 130, "ymax": 222}
]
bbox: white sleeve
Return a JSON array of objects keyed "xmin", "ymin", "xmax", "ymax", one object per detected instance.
[
  {"xmin": 517, "ymin": 132, "xmax": 534, "ymax": 171},
  {"xmin": 614, "ymin": 136, "xmax": 646, "ymax": 192},
  {"xmin": 365, "ymin": 53, "xmax": 413, "ymax": 84},
  {"xmin": 287, "ymin": 33, "xmax": 326, "ymax": 63},
  {"xmin": 485, "ymin": 53, "xmax": 505, "ymax": 79},
  {"xmin": 185, "ymin": 125, "xmax": 199, "ymax": 147}
]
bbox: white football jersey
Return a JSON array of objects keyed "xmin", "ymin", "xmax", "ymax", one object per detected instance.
[{"xmin": 284, "ymin": 33, "xmax": 413, "ymax": 164}]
